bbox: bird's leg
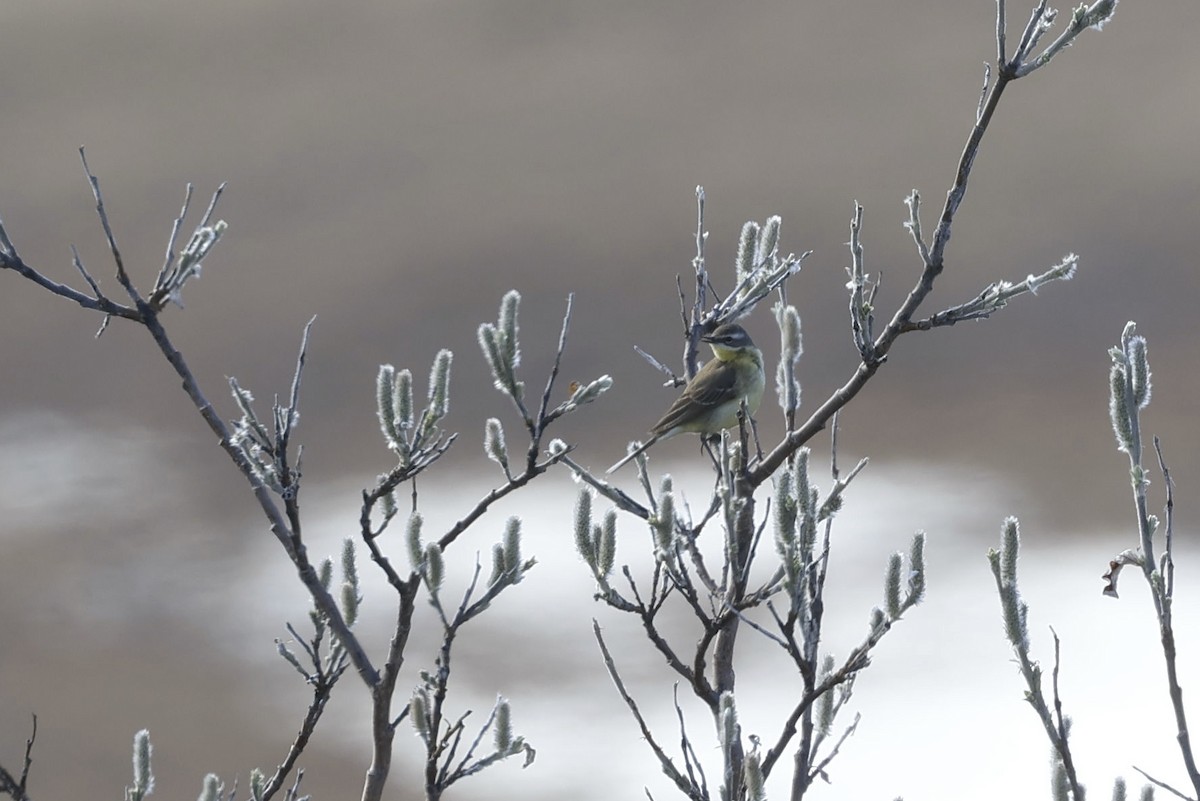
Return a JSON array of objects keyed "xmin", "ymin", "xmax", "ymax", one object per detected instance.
[
  {"xmin": 701, "ymin": 433, "xmax": 721, "ymax": 469},
  {"xmin": 701, "ymin": 434, "xmax": 725, "ymax": 496},
  {"xmin": 735, "ymin": 401, "xmax": 762, "ymax": 471}
]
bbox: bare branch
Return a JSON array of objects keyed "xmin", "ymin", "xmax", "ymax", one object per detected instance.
[
  {"xmin": 533, "ymin": 294, "xmax": 575, "ymax": 432},
  {"xmin": 260, "ymin": 671, "xmax": 337, "ymax": 801},
  {"xmin": 673, "ymin": 685, "xmax": 710, "ymax": 800},
  {"xmin": 78, "ymin": 148, "xmax": 138, "ymax": 300},
  {"xmin": 1049, "ymin": 627, "xmax": 1085, "ymax": 800},
  {"xmin": 0, "ymin": 714, "xmax": 36, "ymax": 801},
  {"xmin": 807, "ymin": 712, "xmax": 860, "ymax": 786},
  {"xmin": 1154, "ymin": 436, "xmax": 1176, "ymax": 598},
  {"xmin": 1131, "ymin": 766, "xmax": 1195, "ymax": 801},
  {"xmin": 996, "ymin": 0, "xmax": 1008, "ymax": 65},
  {"xmin": 436, "ymin": 448, "xmax": 571, "ymax": 552},
  {"xmin": 593, "ymin": 620, "xmax": 707, "ymax": 801},
  {"xmin": 0, "ymin": 233, "xmax": 141, "ymax": 322}
]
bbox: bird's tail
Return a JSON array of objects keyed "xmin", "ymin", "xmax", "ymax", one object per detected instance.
[{"xmin": 606, "ymin": 435, "xmax": 659, "ymax": 474}]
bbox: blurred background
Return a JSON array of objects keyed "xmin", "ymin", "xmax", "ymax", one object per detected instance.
[{"xmin": 2, "ymin": 1, "xmax": 1198, "ymax": 799}]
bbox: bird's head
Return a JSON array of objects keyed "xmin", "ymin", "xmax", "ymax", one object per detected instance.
[{"xmin": 702, "ymin": 323, "xmax": 758, "ymax": 361}]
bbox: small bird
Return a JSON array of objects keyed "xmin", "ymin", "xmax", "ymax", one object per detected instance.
[{"xmin": 608, "ymin": 323, "xmax": 765, "ymax": 473}]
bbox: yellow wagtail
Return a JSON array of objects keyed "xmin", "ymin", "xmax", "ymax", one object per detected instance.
[{"xmin": 608, "ymin": 322, "xmax": 765, "ymax": 473}]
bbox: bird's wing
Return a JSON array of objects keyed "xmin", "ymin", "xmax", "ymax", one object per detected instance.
[{"xmin": 650, "ymin": 360, "xmax": 740, "ymax": 436}]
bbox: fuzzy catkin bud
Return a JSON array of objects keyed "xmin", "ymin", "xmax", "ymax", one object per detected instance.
[
  {"xmin": 744, "ymin": 750, "xmax": 766, "ymax": 801},
  {"xmin": 499, "ymin": 290, "xmax": 521, "ymax": 371},
  {"xmin": 1052, "ymin": 758, "xmax": 1069, "ymax": 801},
  {"xmin": 198, "ymin": 774, "xmax": 222, "ymax": 801},
  {"xmin": 484, "ymin": 418, "xmax": 509, "ymax": 471},
  {"xmin": 757, "ymin": 215, "xmax": 782, "ymax": 267},
  {"xmin": 376, "ymin": 364, "xmax": 399, "ymax": 446},
  {"xmin": 380, "ymin": 485, "xmax": 398, "ymax": 520},
  {"xmin": 1085, "ymin": 0, "xmax": 1117, "ymax": 30},
  {"xmin": 341, "ymin": 581, "xmax": 359, "ymax": 626},
  {"xmin": 736, "ymin": 221, "xmax": 761, "ymax": 282},
  {"xmin": 395, "ymin": 369, "xmax": 414, "ymax": 430},
  {"xmin": 869, "ymin": 606, "xmax": 885, "ymax": 633},
  {"xmin": 653, "ymin": 489, "xmax": 675, "ymax": 555},
  {"xmin": 249, "ymin": 769, "xmax": 265, "ymax": 801},
  {"xmin": 503, "ymin": 517, "xmax": 522, "ymax": 574},
  {"xmin": 774, "ymin": 472, "xmax": 800, "ymax": 597},
  {"xmin": 774, "ymin": 472, "xmax": 796, "ymax": 541},
  {"xmin": 1003, "ymin": 587, "xmax": 1029, "ymax": 652},
  {"xmin": 908, "ymin": 532, "xmax": 926, "ymax": 604},
  {"xmin": 406, "ymin": 513, "xmax": 424, "ymax": 571},
  {"xmin": 428, "ymin": 350, "xmax": 452, "ymax": 420},
  {"xmin": 410, "ymin": 693, "xmax": 430, "ymax": 739},
  {"xmin": 478, "ymin": 323, "xmax": 503, "ymax": 381},
  {"xmin": 793, "ymin": 448, "xmax": 812, "ymax": 520},
  {"xmin": 597, "ymin": 510, "xmax": 617, "ymax": 579},
  {"xmin": 774, "ymin": 303, "xmax": 803, "ymax": 413},
  {"xmin": 495, "ymin": 698, "xmax": 513, "ymax": 751},
  {"xmin": 1128, "ymin": 335, "xmax": 1151, "ymax": 409},
  {"xmin": 489, "ymin": 543, "xmax": 506, "ymax": 587},
  {"xmin": 818, "ymin": 493, "xmax": 843, "ymax": 521},
  {"xmin": 885, "ymin": 552, "xmax": 902, "ymax": 619},
  {"xmin": 777, "ymin": 303, "xmax": 802, "ymax": 357},
  {"xmin": 719, "ymin": 693, "xmax": 739, "ymax": 757},
  {"xmin": 817, "ymin": 655, "xmax": 836, "ymax": 734},
  {"xmin": 1000, "ymin": 517, "xmax": 1020, "ymax": 586},
  {"xmin": 424, "ymin": 543, "xmax": 444, "ymax": 592},
  {"xmin": 131, "ymin": 729, "xmax": 154, "ymax": 799},
  {"xmin": 574, "ymin": 490, "xmax": 595, "ymax": 569},
  {"xmin": 341, "ymin": 538, "xmax": 358, "ymax": 588}
]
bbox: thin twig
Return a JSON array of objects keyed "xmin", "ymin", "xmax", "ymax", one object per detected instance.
[
  {"xmin": 139, "ymin": 296, "xmax": 377, "ymax": 694},
  {"xmin": 808, "ymin": 713, "xmax": 860, "ymax": 785},
  {"xmin": 748, "ymin": 23, "xmax": 1039, "ymax": 486},
  {"xmin": 198, "ymin": 182, "xmax": 227, "ymax": 227},
  {"xmin": 163, "ymin": 185, "xmax": 193, "ymax": 266},
  {"xmin": 726, "ymin": 602, "xmax": 789, "ymax": 649},
  {"xmin": 284, "ymin": 769, "xmax": 306, "ymax": 801},
  {"xmin": 1131, "ymin": 765, "xmax": 1195, "ymax": 801},
  {"xmin": 1116, "ymin": 341, "xmax": 1200, "ymax": 796},
  {"xmin": 533, "ymin": 293, "xmax": 574, "ymax": 435},
  {"xmin": 152, "ymin": 183, "xmax": 194, "ymax": 295},
  {"xmin": 593, "ymin": 620, "xmax": 705, "ymax": 801},
  {"xmin": 1154, "ymin": 436, "xmax": 1176, "ymax": 597},
  {"xmin": 436, "ymin": 449, "xmax": 572, "ymax": 551},
  {"xmin": 634, "ymin": 344, "xmax": 683, "ymax": 385},
  {"xmin": 70, "ymin": 244, "xmax": 103, "ymax": 298},
  {"xmin": 78, "ymin": 148, "xmax": 137, "ymax": 296},
  {"xmin": 558, "ymin": 454, "xmax": 651, "ymax": 518},
  {"xmin": 277, "ymin": 317, "xmax": 316, "ymax": 492},
  {"xmin": 673, "ymin": 685, "xmax": 709, "ymax": 799},
  {"xmin": 260, "ymin": 672, "xmax": 337, "ymax": 801},
  {"xmin": 0, "ymin": 714, "xmax": 36, "ymax": 801},
  {"xmin": 1048, "ymin": 627, "xmax": 1085, "ymax": 799},
  {"xmin": 0, "ymin": 241, "xmax": 140, "ymax": 321},
  {"xmin": 69, "ymin": 244, "xmax": 114, "ymax": 337},
  {"xmin": 996, "ymin": 0, "xmax": 1008, "ymax": 65}
]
